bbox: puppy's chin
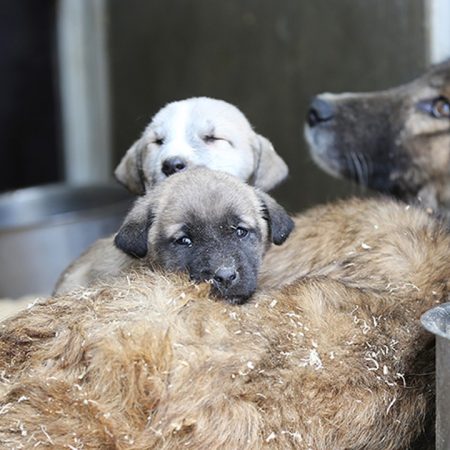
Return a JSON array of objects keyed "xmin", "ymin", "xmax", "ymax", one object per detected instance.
[
  {"xmin": 210, "ymin": 285, "xmax": 256, "ymax": 305},
  {"xmin": 187, "ymin": 279, "xmax": 254, "ymax": 305},
  {"xmin": 221, "ymin": 292, "xmax": 253, "ymax": 305},
  {"xmin": 188, "ymin": 271, "xmax": 256, "ymax": 305}
]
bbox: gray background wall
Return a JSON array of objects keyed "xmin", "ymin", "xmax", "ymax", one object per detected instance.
[{"xmin": 107, "ymin": 0, "xmax": 428, "ymax": 212}]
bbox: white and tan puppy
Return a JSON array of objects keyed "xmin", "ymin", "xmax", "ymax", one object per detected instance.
[{"xmin": 115, "ymin": 97, "xmax": 288, "ymax": 194}]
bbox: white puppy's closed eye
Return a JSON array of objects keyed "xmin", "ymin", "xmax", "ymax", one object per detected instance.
[
  {"xmin": 114, "ymin": 97, "xmax": 288, "ymax": 195},
  {"xmin": 203, "ymin": 134, "xmax": 223, "ymax": 143}
]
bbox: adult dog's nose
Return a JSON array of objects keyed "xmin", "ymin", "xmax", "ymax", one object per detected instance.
[
  {"xmin": 307, "ymin": 96, "xmax": 334, "ymax": 127},
  {"xmin": 162, "ymin": 157, "xmax": 187, "ymax": 176},
  {"xmin": 213, "ymin": 267, "xmax": 239, "ymax": 289}
]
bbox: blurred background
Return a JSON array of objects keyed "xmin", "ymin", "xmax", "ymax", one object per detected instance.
[
  {"xmin": 0, "ymin": 0, "xmax": 449, "ymax": 297},
  {"xmin": 4, "ymin": 0, "xmax": 450, "ymax": 208}
]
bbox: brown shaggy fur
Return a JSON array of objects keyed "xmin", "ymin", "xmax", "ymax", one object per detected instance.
[
  {"xmin": 0, "ymin": 197, "xmax": 449, "ymax": 449},
  {"xmin": 260, "ymin": 196, "xmax": 448, "ymax": 290}
]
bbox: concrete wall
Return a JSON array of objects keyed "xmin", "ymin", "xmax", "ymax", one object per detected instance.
[{"xmin": 107, "ymin": 0, "xmax": 427, "ymax": 211}]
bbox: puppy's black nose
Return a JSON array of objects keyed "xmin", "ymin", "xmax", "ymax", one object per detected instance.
[
  {"xmin": 213, "ymin": 267, "xmax": 239, "ymax": 289},
  {"xmin": 162, "ymin": 157, "xmax": 187, "ymax": 176},
  {"xmin": 307, "ymin": 97, "xmax": 334, "ymax": 127}
]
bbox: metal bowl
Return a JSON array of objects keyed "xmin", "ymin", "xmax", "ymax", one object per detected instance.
[
  {"xmin": 421, "ymin": 303, "xmax": 450, "ymax": 450},
  {"xmin": 0, "ymin": 183, "xmax": 134, "ymax": 298}
]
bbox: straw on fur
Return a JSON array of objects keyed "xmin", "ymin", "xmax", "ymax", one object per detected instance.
[{"xmin": 0, "ymin": 197, "xmax": 449, "ymax": 449}]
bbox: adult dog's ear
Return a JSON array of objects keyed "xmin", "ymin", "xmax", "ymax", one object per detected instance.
[
  {"xmin": 257, "ymin": 191, "xmax": 294, "ymax": 245},
  {"xmin": 114, "ymin": 197, "xmax": 155, "ymax": 258},
  {"xmin": 114, "ymin": 138, "xmax": 148, "ymax": 195},
  {"xmin": 252, "ymin": 134, "xmax": 288, "ymax": 192}
]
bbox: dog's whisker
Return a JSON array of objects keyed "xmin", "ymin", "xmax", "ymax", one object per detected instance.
[
  {"xmin": 355, "ymin": 152, "xmax": 370, "ymax": 188},
  {"xmin": 354, "ymin": 152, "xmax": 364, "ymax": 187},
  {"xmin": 363, "ymin": 153, "xmax": 373, "ymax": 187},
  {"xmin": 354, "ymin": 152, "xmax": 365, "ymax": 187},
  {"xmin": 353, "ymin": 152, "xmax": 368, "ymax": 193},
  {"xmin": 344, "ymin": 152, "xmax": 358, "ymax": 196},
  {"xmin": 349, "ymin": 151, "xmax": 363, "ymax": 187},
  {"xmin": 345, "ymin": 152, "xmax": 355, "ymax": 180},
  {"xmin": 352, "ymin": 151, "xmax": 370, "ymax": 192}
]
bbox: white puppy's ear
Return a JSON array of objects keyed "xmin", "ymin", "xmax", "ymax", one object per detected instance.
[
  {"xmin": 252, "ymin": 134, "xmax": 288, "ymax": 191},
  {"xmin": 114, "ymin": 139, "xmax": 148, "ymax": 195}
]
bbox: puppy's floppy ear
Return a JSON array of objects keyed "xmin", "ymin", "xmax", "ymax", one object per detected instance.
[
  {"xmin": 252, "ymin": 134, "xmax": 288, "ymax": 192},
  {"xmin": 114, "ymin": 138, "xmax": 148, "ymax": 195},
  {"xmin": 257, "ymin": 191, "xmax": 294, "ymax": 245},
  {"xmin": 114, "ymin": 196, "xmax": 155, "ymax": 258}
]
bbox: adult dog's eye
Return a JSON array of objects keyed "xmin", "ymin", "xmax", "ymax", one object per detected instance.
[
  {"xmin": 417, "ymin": 96, "xmax": 450, "ymax": 119},
  {"xmin": 235, "ymin": 227, "xmax": 248, "ymax": 238},
  {"xmin": 432, "ymin": 97, "xmax": 450, "ymax": 118},
  {"xmin": 154, "ymin": 137, "xmax": 164, "ymax": 145},
  {"xmin": 175, "ymin": 236, "xmax": 192, "ymax": 247}
]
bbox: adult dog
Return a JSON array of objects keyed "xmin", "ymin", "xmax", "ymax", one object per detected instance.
[
  {"xmin": 55, "ymin": 168, "xmax": 294, "ymax": 303},
  {"xmin": 115, "ymin": 97, "xmax": 288, "ymax": 194},
  {"xmin": 305, "ymin": 59, "xmax": 450, "ymax": 219},
  {"xmin": 1, "ymin": 197, "xmax": 448, "ymax": 449}
]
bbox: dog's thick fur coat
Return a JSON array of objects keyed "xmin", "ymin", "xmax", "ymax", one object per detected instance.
[{"xmin": 0, "ymin": 197, "xmax": 448, "ymax": 449}]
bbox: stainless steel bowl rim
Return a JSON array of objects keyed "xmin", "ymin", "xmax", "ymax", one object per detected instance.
[
  {"xmin": 421, "ymin": 302, "xmax": 450, "ymax": 340},
  {"xmin": 0, "ymin": 182, "xmax": 133, "ymax": 232},
  {"xmin": 0, "ymin": 203, "xmax": 130, "ymax": 233}
]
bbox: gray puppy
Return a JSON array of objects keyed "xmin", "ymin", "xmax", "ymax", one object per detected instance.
[{"xmin": 55, "ymin": 168, "xmax": 294, "ymax": 303}]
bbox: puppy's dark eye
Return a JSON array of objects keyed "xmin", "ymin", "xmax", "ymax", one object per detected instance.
[
  {"xmin": 235, "ymin": 227, "xmax": 248, "ymax": 238},
  {"xmin": 154, "ymin": 137, "xmax": 164, "ymax": 145},
  {"xmin": 175, "ymin": 236, "xmax": 192, "ymax": 247},
  {"xmin": 417, "ymin": 96, "xmax": 450, "ymax": 119}
]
